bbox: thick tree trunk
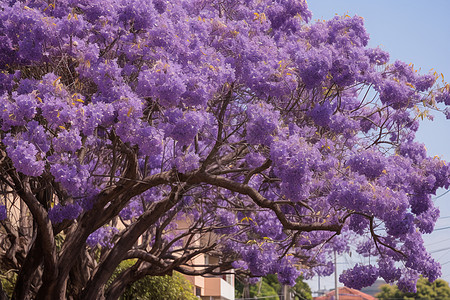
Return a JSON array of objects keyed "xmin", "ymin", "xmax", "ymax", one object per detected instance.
[
  {"xmin": 69, "ymin": 248, "xmax": 95, "ymax": 298},
  {"xmin": 81, "ymin": 191, "xmax": 180, "ymax": 299},
  {"xmin": 0, "ymin": 280, "xmax": 8, "ymax": 300},
  {"xmin": 13, "ymin": 238, "xmax": 43, "ymax": 300},
  {"xmin": 9, "ymin": 177, "xmax": 58, "ymax": 300},
  {"xmin": 104, "ymin": 266, "xmax": 137, "ymax": 300}
]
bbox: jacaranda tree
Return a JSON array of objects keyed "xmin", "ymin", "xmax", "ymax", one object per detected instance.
[{"xmin": 0, "ymin": 0, "xmax": 449, "ymax": 299}]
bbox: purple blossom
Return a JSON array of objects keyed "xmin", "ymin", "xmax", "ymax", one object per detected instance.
[
  {"xmin": 119, "ymin": 199, "xmax": 144, "ymax": 221},
  {"xmin": 415, "ymin": 73, "xmax": 436, "ymax": 91},
  {"xmin": 436, "ymin": 90, "xmax": 450, "ymax": 105},
  {"xmin": 48, "ymin": 203, "xmax": 82, "ymax": 224},
  {"xmin": 397, "ymin": 269, "xmax": 419, "ymax": 293},
  {"xmin": 415, "ymin": 206, "xmax": 440, "ymax": 234},
  {"xmin": 307, "ymin": 101, "xmax": 335, "ymax": 127},
  {"xmin": 347, "ymin": 151, "xmax": 385, "ymax": 180},
  {"xmin": 0, "ymin": 205, "xmax": 6, "ymax": 221},
  {"xmin": 87, "ymin": 226, "xmax": 119, "ymax": 249},
  {"xmin": 385, "ymin": 213, "xmax": 415, "ymax": 236},
  {"xmin": 173, "ymin": 151, "xmax": 200, "ymax": 173},
  {"xmin": 53, "ymin": 128, "xmax": 83, "ymax": 153},
  {"xmin": 246, "ymin": 103, "xmax": 280, "ymax": 146},
  {"xmin": 378, "ymin": 258, "xmax": 401, "ymax": 283},
  {"xmin": 23, "ymin": 121, "xmax": 51, "ymax": 153},
  {"xmin": 378, "ymin": 79, "xmax": 413, "ymax": 109},
  {"xmin": 136, "ymin": 61, "xmax": 187, "ymax": 108},
  {"xmin": 49, "ymin": 154, "xmax": 90, "ymax": 197},
  {"xmin": 232, "ymin": 260, "xmax": 248, "ymax": 270},
  {"xmin": 277, "ymin": 257, "xmax": 301, "ymax": 286},
  {"xmin": 339, "ymin": 264, "xmax": 379, "ymax": 290},
  {"xmin": 398, "ymin": 141, "xmax": 427, "ymax": 163},
  {"xmin": 296, "ymin": 46, "xmax": 332, "ymax": 88},
  {"xmin": 4, "ymin": 135, "xmax": 45, "ymax": 176},
  {"xmin": 365, "ymin": 48, "xmax": 389, "ymax": 65},
  {"xmin": 348, "ymin": 214, "xmax": 369, "ymax": 235},
  {"xmin": 162, "ymin": 108, "xmax": 207, "ymax": 146}
]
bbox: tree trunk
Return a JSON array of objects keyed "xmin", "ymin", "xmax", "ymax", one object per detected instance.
[
  {"xmin": 12, "ymin": 238, "xmax": 43, "ymax": 300},
  {"xmin": 81, "ymin": 191, "xmax": 179, "ymax": 299},
  {"xmin": 105, "ymin": 266, "xmax": 137, "ymax": 300}
]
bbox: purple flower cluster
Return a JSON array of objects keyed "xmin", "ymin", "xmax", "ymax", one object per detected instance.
[
  {"xmin": 378, "ymin": 80, "xmax": 413, "ymax": 109},
  {"xmin": 415, "ymin": 206, "xmax": 440, "ymax": 234},
  {"xmin": 347, "ymin": 151, "xmax": 385, "ymax": 180},
  {"xmin": 49, "ymin": 155, "xmax": 90, "ymax": 197},
  {"xmin": 162, "ymin": 108, "xmax": 207, "ymax": 147},
  {"xmin": 276, "ymin": 257, "xmax": 302, "ymax": 286},
  {"xmin": 397, "ymin": 269, "xmax": 419, "ymax": 293},
  {"xmin": 253, "ymin": 211, "xmax": 284, "ymax": 240},
  {"xmin": 4, "ymin": 135, "xmax": 45, "ymax": 176},
  {"xmin": 87, "ymin": 226, "xmax": 119, "ymax": 249},
  {"xmin": 0, "ymin": 205, "xmax": 6, "ymax": 221},
  {"xmin": 296, "ymin": 46, "xmax": 332, "ymax": 88},
  {"xmin": 53, "ymin": 128, "xmax": 83, "ymax": 153},
  {"xmin": 119, "ymin": 199, "xmax": 144, "ymax": 221},
  {"xmin": 0, "ymin": 93, "xmax": 37, "ymax": 130},
  {"xmin": 214, "ymin": 209, "xmax": 238, "ymax": 234},
  {"xmin": 266, "ymin": 0, "xmax": 311, "ymax": 29},
  {"xmin": 48, "ymin": 203, "xmax": 82, "ymax": 224},
  {"xmin": 339, "ymin": 264, "xmax": 379, "ymax": 290},
  {"xmin": 136, "ymin": 62, "xmax": 187, "ymax": 108},
  {"xmin": 398, "ymin": 141, "xmax": 427, "ymax": 163},
  {"xmin": 246, "ymin": 103, "xmax": 280, "ymax": 147},
  {"xmin": 385, "ymin": 213, "xmax": 415, "ymax": 236},
  {"xmin": 378, "ymin": 258, "xmax": 402, "ymax": 284},
  {"xmin": 328, "ymin": 179, "xmax": 370, "ymax": 212},
  {"xmin": 348, "ymin": 214, "xmax": 369, "ymax": 234},
  {"xmin": 306, "ymin": 101, "xmax": 335, "ymax": 127}
]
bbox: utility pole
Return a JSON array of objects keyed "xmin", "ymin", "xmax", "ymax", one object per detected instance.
[
  {"xmin": 318, "ymin": 274, "xmax": 321, "ymax": 294},
  {"xmin": 282, "ymin": 284, "xmax": 291, "ymax": 300},
  {"xmin": 334, "ymin": 250, "xmax": 339, "ymax": 300}
]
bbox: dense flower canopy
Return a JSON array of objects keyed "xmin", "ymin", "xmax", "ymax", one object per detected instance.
[{"xmin": 0, "ymin": 0, "xmax": 449, "ymax": 298}]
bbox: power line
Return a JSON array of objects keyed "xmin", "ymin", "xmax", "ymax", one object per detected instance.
[
  {"xmin": 430, "ymin": 247, "xmax": 450, "ymax": 254},
  {"xmin": 434, "ymin": 226, "xmax": 450, "ymax": 231},
  {"xmin": 433, "ymin": 190, "xmax": 450, "ymax": 200},
  {"xmin": 438, "ymin": 248, "xmax": 450, "ymax": 260},
  {"xmin": 425, "ymin": 237, "xmax": 450, "ymax": 247}
]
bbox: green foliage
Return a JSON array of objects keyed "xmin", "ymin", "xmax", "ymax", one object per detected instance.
[
  {"xmin": 0, "ymin": 270, "xmax": 17, "ymax": 298},
  {"xmin": 110, "ymin": 260, "xmax": 197, "ymax": 300},
  {"xmin": 249, "ymin": 280, "xmax": 279, "ymax": 299},
  {"xmin": 376, "ymin": 277, "xmax": 450, "ymax": 300},
  {"xmin": 264, "ymin": 274, "xmax": 282, "ymax": 295},
  {"xmin": 235, "ymin": 274, "xmax": 311, "ymax": 300},
  {"xmin": 292, "ymin": 277, "xmax": 313, "ymax": 300}
]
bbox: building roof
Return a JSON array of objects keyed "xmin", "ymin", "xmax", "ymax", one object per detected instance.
[{"xmin": 314, "ymin": 286, "xmax": 376, "ymax": 300}]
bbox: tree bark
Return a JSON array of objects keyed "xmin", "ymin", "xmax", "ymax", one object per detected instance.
[
  {"xmin": 104, "ymin": 263, "xmax": 141, "ymax": 300},
  {"xmin": 8, "ymin": 176, "xmax": 58, "ymax": 300},
  {"xmin": 12, "ymin": 237, "xmax": 42, "ymax": 300},
  {"xmin": 81, "ymin": 189, "xmax": 180, "ymax": 299},
  {"xmin": 0, "ymin": 279, "xmax": 9, "ymax": 300}
]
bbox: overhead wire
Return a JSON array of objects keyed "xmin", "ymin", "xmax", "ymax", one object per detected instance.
[{"xmin": 433, "ymin": 190, "xmax": 450, "ymax": 200}]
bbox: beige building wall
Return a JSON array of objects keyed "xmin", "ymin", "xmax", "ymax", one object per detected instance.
[{"xmin": 185, "ymin": 254, "xmax": 235, "ymax": 300}]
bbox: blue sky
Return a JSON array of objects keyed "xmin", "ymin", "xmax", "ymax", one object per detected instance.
[{"xmin": 305, "ymin": 0, "xmax": 450, "ymax": 293}]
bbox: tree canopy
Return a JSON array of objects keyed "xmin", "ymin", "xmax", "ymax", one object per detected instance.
[
  {"xmin": 109, "ymin": 260, "xmax": 197, "ymax": 300},
  {"xmin": 0, "ymin": 0, "xmax": 449, "ymax": 299},
  {"xmin": 235, "ymin": 274, "xmax": 312, "ymax": 300},
  {"xmin": 377, "ymin": 277, "xmax": 450, "ymax": 300}
]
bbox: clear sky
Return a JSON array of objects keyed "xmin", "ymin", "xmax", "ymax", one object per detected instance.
[{"xmin": 305, "ymin": 0, "xmax": 450, "ymax": 294}]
